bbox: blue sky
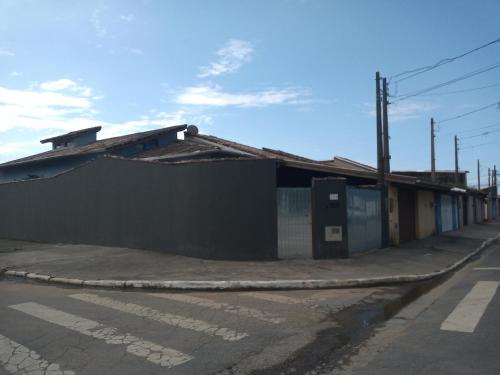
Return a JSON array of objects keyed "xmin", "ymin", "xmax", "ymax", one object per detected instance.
[{"xmin": 1, "ymin": 0, "xmax": 499, "ymax": 185}]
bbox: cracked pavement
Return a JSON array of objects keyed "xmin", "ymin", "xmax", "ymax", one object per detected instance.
[{"xmin": 0, "ymin": 280, "xmax": 400, "ymax": 374}]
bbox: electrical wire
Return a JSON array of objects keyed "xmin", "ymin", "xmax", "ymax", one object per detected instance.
[
  {"xmin": 460, "ymin": 138, "xmax": 500, "ymax": 150},
  {"xmin": 415, "ymin": 83, "xmax": 500, "ymax": 97},
  {"xmin": 459, "ymin": 127, "xmax": 500, "ymax": 140},
  {"xmin": 439, "ymin": 121, "xmax": 500, "ymax": 136},
  {"xmin": 390, "ymin": 36, "xmax": 500, "ymax": 82},
  {"xmin": 437, "ymin": 101, "xmax": 500, "ymax": 124},
  {"xmin": 392, "ymin": 62, "xmax": 500, "ymax": 102}
]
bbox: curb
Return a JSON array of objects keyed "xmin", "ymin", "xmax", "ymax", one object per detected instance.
[{"xmin": 1, "ymin": 235, "xmax": 499, "ymax": 291}]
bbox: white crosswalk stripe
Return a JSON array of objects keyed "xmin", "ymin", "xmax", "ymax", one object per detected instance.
[
  {"xmin": 240, "ymin": 292, "xmax": 305, "ymax": 305},
  {"xmin": 9, "ymin": 302, "xmax": 193, "ymax": 369},
  {"xmin": 69, "ymin": 293, "xmax": 248, "ymax": 341},
  {"xmin": 0, "ymin": 333, "xmax": 75, "ymax": 375},
  {"xmin": 441, "ymin": 281, "xmax": 499, "ymax": 333},
  {"xmin": 150, "ymin": 293, "xmax": 286, "ymax": 324}
]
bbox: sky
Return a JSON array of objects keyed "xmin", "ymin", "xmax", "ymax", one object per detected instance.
[{"xmin": 0, "ymin": 0, "xmax": 499, "ymax": 186}]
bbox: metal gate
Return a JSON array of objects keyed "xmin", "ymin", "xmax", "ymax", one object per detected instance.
[
  {"xmin": 346, "ymin": 186, "xmax": 382, "ymax": 254},
  {"xmin": 441, "ymin": 194, "xmax": 454, "ymax": 232},
  {"xmin": 277, "ymin": 188, "xmax": 312, "ymax": 259}
]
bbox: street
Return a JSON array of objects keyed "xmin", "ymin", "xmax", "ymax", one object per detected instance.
[
  {"xmin": 0, "ymin": 278, "xmax": 393, "ymax": 375},
  {"xmin": 1, "ymin": 245, "xmax": 499, "ymax": 374},
  {"xmin": 321, "ymin": 243, "xmax": 500, "ymax": 375}
]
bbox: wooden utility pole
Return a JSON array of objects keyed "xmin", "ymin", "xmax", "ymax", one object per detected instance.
[
  {"xmin": 431, "ymin": 118, "xmax": 436, "ymax": 182},
  {"xmin": 382, "ymin": 78, "xmax": 390, "ymax": 173},
  {"xmin": 477, "ymin": 159, "xmax": 481, "ymax": 189},
  {"xmin": 376, "ymin": 72, "xmax": 384, "ymax": 184},
  {"xmin": 454, "ymin": 135, "xmax": 459, "ymax": 185}
]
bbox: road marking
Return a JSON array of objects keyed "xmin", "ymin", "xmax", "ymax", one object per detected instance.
[
  {"xmin": 441, "ymin": 281, "xmax": 499, "ymax": 333},
  {"xmin": 150, "ymin": 293, "xmax": 285, "ymax": 324},
  {"xmin": 70, "ymin": 293, "xmax": 247, "ymax": 341},
  {"xmin": 240, "ymin": 292, "xmax": 305, "ymax": 305},
  {"xmin": 9, "ymin": 302, "xmax": 193, "ymax": 368},
  {"xmin": 0, "ymin": 333, "xmax": 75, "ymax": 375},
  {"xmin": 474, "ymin": 267, "xmax": 500, "ymax": 271}
]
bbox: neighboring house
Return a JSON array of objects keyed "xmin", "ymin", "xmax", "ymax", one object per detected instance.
[
  {"xmin": 0, "ymin": 125, "xmax": 489, "ymax": 260},
  {"xmin": 0, "ymin": 125, "xmax": 187, "ymax": 183},
  {"xmin": 392, "ymin": 170, "xmax": 468, "ymax": 188}
]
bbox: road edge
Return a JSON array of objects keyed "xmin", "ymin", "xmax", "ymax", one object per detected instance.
[{"xmin": 1, "ymin": 234, "xmax": 499, "ymax": 291}]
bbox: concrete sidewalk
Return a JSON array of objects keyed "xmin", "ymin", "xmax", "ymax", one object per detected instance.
[{"xmin": 0, "ymin": 221, "xmax": 499, "ymax": 290}]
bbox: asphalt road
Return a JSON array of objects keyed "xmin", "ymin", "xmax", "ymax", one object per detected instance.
[
  {"xmin": 324, "ymin": 244, "xmax": 500, "ymax": 375},
  {"xmin": 0, "ymin": 278, "xmax": 394, "ymax": 375}
]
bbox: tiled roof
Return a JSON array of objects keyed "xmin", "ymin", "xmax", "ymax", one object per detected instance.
[
  {"xmin": 0, "ymin": 124, "xmax": 187, "ymax": 168},
  {"xmin": 40, "ymin": 126, "xmax": 102, "ymax": 144},
  {"xmin": 136, "ymin": 138, "xmax": 219, "ymax": 158},
  {"xmin": 319, "ymin": 156, "xmax": 377, "ymax": 172},
  {"xmin": 186, "ymin": 133, "xmax": 314, "ymax": 162}
]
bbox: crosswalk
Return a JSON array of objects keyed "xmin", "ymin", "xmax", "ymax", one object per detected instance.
[
  {"xmin": 0, "ymin": 288, "xmax": 361, "ymax": 374},
  {"xmin": 440, "ymin": 281, "xmax": 499, "ymax": 333},
  {"xmin": 0, "ymin": 333, "xmax": 75, "ymax": 375}
]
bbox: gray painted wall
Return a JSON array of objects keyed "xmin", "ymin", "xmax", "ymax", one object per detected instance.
[{"xmin": 0, "ymin": 157, "xmax": 278, "ymax": 260}]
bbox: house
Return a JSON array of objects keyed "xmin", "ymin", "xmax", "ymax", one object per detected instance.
[
  {"xmin": 0, "ymin": 125, "xmax": 488, "ymax": 260},
  {"xmin": 0, "ymin": 125, "xmax": 188, "ymax": 183}
]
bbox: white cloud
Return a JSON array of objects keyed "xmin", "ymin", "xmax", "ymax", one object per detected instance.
[
  {"xmin": 40, "ymin": 79, "xmax": 77, "ymax": 91},
  {"xmin": 389, "ymin": 101, "xmax": 438, "ymax": 122},
  {"xmin": 91, "ymin": 8, "xmax": 107, "ymax": 38},
  {"xmin": 0, "ymin": 49, "xmax": 15, "ymax": 57},
  {"xmin": 198, "ymin": 39, "xmax": 253, "ymax": 78},
  {"xmin": 39, "ymin": 79, "xmax": 94, "ymax": 98},
  {"xmin": 119, "ymin": 14, "xmax": 134, "ymax": 22},
  {"xmin": 365, "ymin": 100, "xmax": 437, "ymax": 122},
  {"xmin": 130, "ymin": 48, "xmax": 143, "ymax": 55},
  {"xmin": 0, "ymin": 81, "xmax": 209, "ymax": 162},
  {"xmin": 176, "ymin": 84, "xmax": 310, "ymax": 107},
  {"xmin": 10, "ymin": 71, "xmax": 21, "ymax": 77}
]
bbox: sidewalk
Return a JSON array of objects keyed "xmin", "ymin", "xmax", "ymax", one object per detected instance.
[{"xmin": 1, "ymin": 221, "xmax": 499, "ymax": 289}]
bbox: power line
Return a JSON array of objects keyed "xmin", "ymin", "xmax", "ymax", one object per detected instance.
[
  {"xmin": 392, "ymin": 62, "xmax": 500, "ymax": 102},
  {"xmin": 415, "ymin": 82, "xmax": 500, "ymax": 97},
  {"xmin": 460, "ymin": 138, "xmax": 500, "ymax": 150},
  {"xmin": 390, "ymin": 36, "xmax": 500, "ymax": 82},
  {"xmin": 437, "ymin": 101, "xmax": 500, "ymax": 124},
  {"xmin": 459, "ymin": 127, "xmax": 500, "ymax": 140},
  {"xmin": 439, "ymin": 121, "xmax": 500, "ymax": 136}
]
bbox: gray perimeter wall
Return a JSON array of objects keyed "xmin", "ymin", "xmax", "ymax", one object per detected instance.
[{"xmin": 0, "ymin": 157, "xmax": 278, "ymax": 260}]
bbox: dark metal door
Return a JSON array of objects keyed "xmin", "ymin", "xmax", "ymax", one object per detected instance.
[
  {"xmin": 398, "ymin": 188, "xmax": 416, "ymax": 243},
  {"xmin": 311, "ymin": 177, "xmax": 348, "ymax": 259}
]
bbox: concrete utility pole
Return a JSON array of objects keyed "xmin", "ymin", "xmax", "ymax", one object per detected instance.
[
  {"xmin": 431, "ymin": 118, "xmax": 436, "ymax": 183},
  {"xmin": 494, "ymin": 165, "xmax": 497, "ymax": 186},
  {"xmin": 376, "ymin": 72, "xmax": 384, "ymax": 184},
  {"xmin": 477, "ymin": 159, "xmax": 481, "ymax": 190},
  {"xmin": 454, "ymin": 135, "xmax": 459, "ymax": 185},
  {"xmin": 382, "ymin": 78, "xmax": 390, "ymax": 173},
  {"xmin": 488, "ymin": 168, "xmax": 491, "ymax": 187},
  {"xmin": 375, "ymin": 72, "xmax": 389, "ymax": 249}
]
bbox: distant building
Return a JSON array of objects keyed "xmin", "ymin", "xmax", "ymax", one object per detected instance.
[{"xmin": 392, "ymin": 170, "xmax": 468, "ymax": 188}]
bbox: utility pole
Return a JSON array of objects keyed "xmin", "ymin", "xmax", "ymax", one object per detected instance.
[
  {"xmin": 376, "ymin": 72, "xmax": 384, "ymax": 184},
  {"xmin": 454, "ymin": 135, "xmax": 459, "ymax": 185},
  {"xmin": 488, "ymin": 168, "xmax": 491, "ymax": 187},
  {"xmin": 382, "ymin": 78, "xmax": 390, "ymax": 173},
  {"xmin": 431, "ymin": 118, "xmax": 436, "ymax": 182},
  {"xmin": 477, "ymin": 159, "xmax": 481, "ymax": 190},
  {"xmin": 494, "ymin": 165, "xmax": 497, "ymax": 186},
  {"xmin": 375, "ymin": 72, "xmax": 388, "ymax": 249}
]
